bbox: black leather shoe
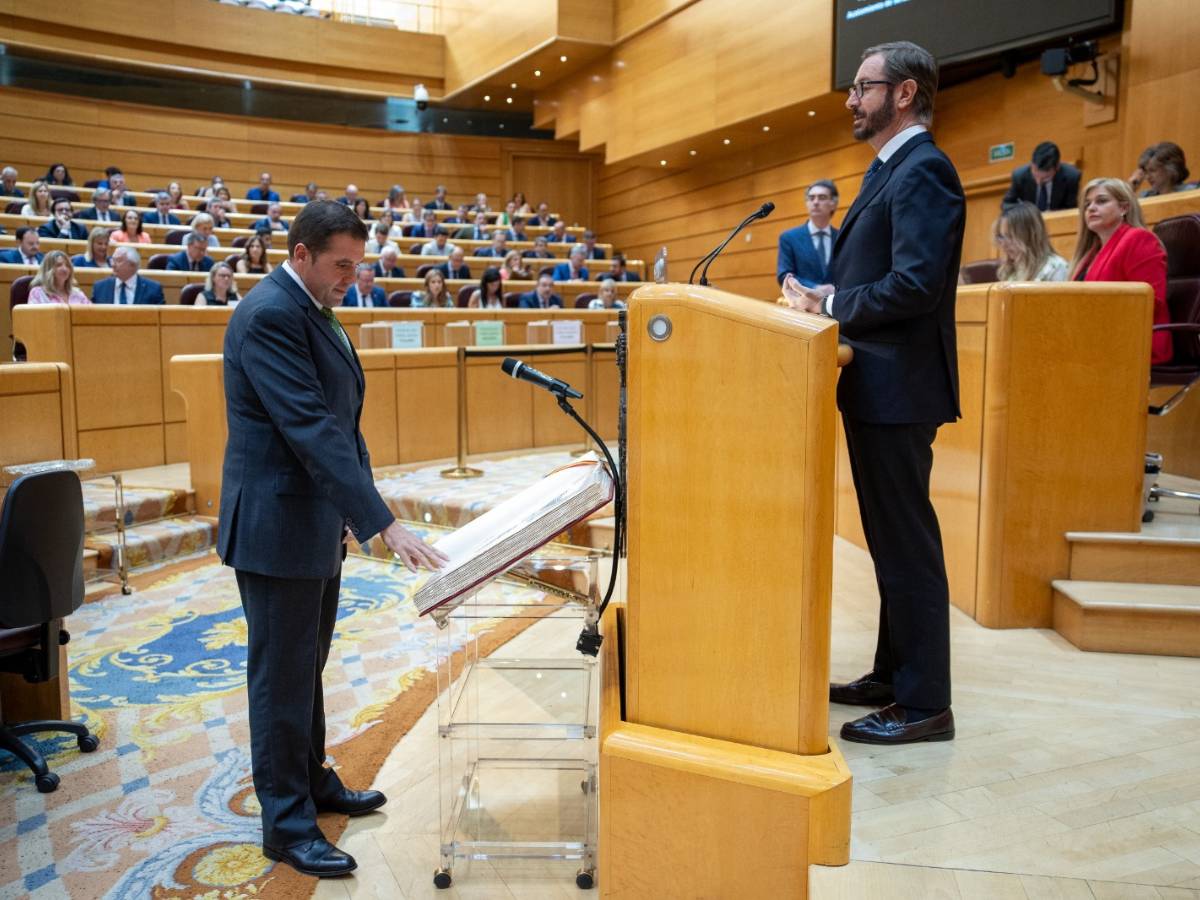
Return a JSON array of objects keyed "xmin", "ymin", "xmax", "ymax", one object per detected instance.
[
  {"xmin": 829, "ymin": 673, "xmax": 895, "ymax": 706},
  {"xmin": 314, "ymin": 788, "xmax": 387, "ymax": 817},
  {"xmin": 263, "ymin": 838, "xmax": 357, "ymax": 877},
  {"xmin": 840, "ymin": 704, "xmax": 955, "ymax": 745}
]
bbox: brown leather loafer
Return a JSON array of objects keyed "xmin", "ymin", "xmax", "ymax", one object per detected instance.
[
  {"xmin": 314, "ymin": 788, "xmax": 387, "ymax": 817},
  {"xmin": 829, "ymin": 673, "xmax": 895, "ymax": 706},
  {"xmin": 263, "ymin": 838, "xmax": 357, "ymax": 877},
  {"xmin": 840, "ymin": 704, "xmax": 955, "ymax": 745}
]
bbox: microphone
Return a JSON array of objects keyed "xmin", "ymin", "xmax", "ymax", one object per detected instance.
[
  {"xmin": 690, "ymin": 201, "xmax": 775, "ymax": 286},
  {"xmin": 501, "ymin": 357, "xmax": 583, "ymax": 400}
]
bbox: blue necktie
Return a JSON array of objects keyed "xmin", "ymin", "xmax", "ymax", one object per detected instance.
[
  {"xmin": 119, "ymin": 282, "xmax": 128, "ymax": 305},
  {"xmin": 863, "ymin": 157, "xmax": 884, "ymax": 184}
]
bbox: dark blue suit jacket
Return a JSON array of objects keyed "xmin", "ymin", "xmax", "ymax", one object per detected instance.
[
  {"xmin": 437, "ymin": 263, "xmax": 471, "ymax": 280},
  {"xmin": 828, "ymin": 132, "xmax": 963, "ymax": 425},
  {"xmin": 246, "ymin": 188, "xmax": 280, "ymax": 202},
  {"xmin": 142, "ymin": 211, "xmax": 181, "ymax": 226},
  {"xmin": 0, "ymin": 250, "xmax": 44, "ymax": 265},
  {"xmin": 37, "ymin": 220, "xmax": 89, "ymax": 240},
  {"xmin": 585, "ymin": 247, "xmax": 606, "ymax": 260},
  {"xmin": 373, "ymin": 263, "xmax": 406, "ymax": 278},
  {"xmin": 777, "ymin": 221, "xmax": 838, "ymax": 287},
  {"xmin": 218, "ymin": 268, "xmax": 394, "ymax": 579},
  {"xmin": 75, "ymin": 208, "xmax": 120, "ymax": 223},
  {"xmin": 551, "ymin": 263, "xmax": 588, "ymax": 281},
  {"xmin": 517, "ymin": 291, "xmax": 563, "ymax": 309},
  {"xmin": 166, "ymin": 250, "xmax": 214, "ymax": 272},
  {"xmin": 341, "ymin": 285, "xmax": 387, "ymax": 307},
  {"xmin": 91, "ymin": 276, "xmax": 165, "ymax": 304},
  {"xmin": 252, "ymin": 217, "xmax": 289, "ymax": 232},
  {"xmin": 71, "ymin": 254, "xmax": 108, "ymax": 268}
]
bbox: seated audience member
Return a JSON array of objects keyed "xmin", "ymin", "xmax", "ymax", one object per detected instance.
[
  {"xmin": 522, "ymin": 235, "xmax": 553, "ymax": 259},
  {"xmin": 497, "ymin": 200, "xmax": 517, "ymax": 226},
  {"xmin": 580, "ymin": 229, "xmax": 605, "ymax": 260},
  {"xmin": 77, "ymin": 188, "xmax": 119, "ymax": 222},
  {"xmin": 609, "ymin": 253, "xmax": 637, "ymax": 282},
  {"xmin": 501, "ymin": 250, "xmax": 530, "ymax": 281},
  {"xmin": 20, "ymin": 180, "xmax": 54, "ymax": 218},
  {"xmin": 1137, "ymin": 142, "xmax": 1197, "ymax": 196},
  {"xmin": 352, "ymin": 197, "xmax": 371, "ymax": 220},
  {"xmin": 109, "ymin": 208, "xmax": 151, "ymax": 244},
  {"xmin": 552, "ymin": 244, "xmax": 589, "ymax": 282},
  {"xmin": 197, "ymin": 176, "xmax": 224, "ymax": 199},
  {"xmin": 421, "ymin": 228, "xmax": 456, "ymax": 256},
  {"xmin": 383, "ymin": 185, "xmax": 412, "ymax": 213},
  {"xmin": 376, "ymin": 209, "xmax": 405, "ymax": 241},
  {"xmin": 411, "ymin": 268, "xmax": 454, "ymax": 308},
  {"xmin": 247, "ymin": 172, "xmax": 279, "ymax": 202},
  {"xmin": 366, "ymin": 220, "xmax": 393, "ymax": 254},
  {"xmin": 342, "ymin": 263, "xmax": 388, "ymax": 307},
  {"xmin": 96, "ymin": 165, "xmax": 122, "ymax": 190},
  {"xmin": 1002, "ymin": 141, "xmax": 1081, "ymax": 211},
  {"xmin": 0, "ymin": 227, "xmax": 44, "ymax": 265},
  {"xmin": 374, "ymin": 244, "xmax": 406, "ymax": 278},
  {"xmin": 512, "ymin": 192, "xmax": 531, "ymax": 215},
  {"xmin": 547, "ymin": 220, "xmax": 575, "ymax": 243},
  {"xmin": 470, "ymin": 192, "xmax": 489, "ymax": 214},
  {"xmin": 253, "ymin": 202, "xmax": 289, "ymax": 233},
  {"xmin": 190, "ymin": 212, "xmax": 220, "ymax": 248},
  {"xmin": 44, "ymin": 163, "xmax": 73, "ymax": 186},
  {"xmin": 197, "ymin": 261, "xmax": 240, "ymax": 306},
  {"xmin": 208, "ymin": 200, "xmax": 233, "ymax": 229},
  {"xmin": 468, "ymin": 267, "xmax": 505, "ymax": 308},
  {"xmin": 167, "ymin": 182, "xmax": 189, "ymax": 210},
  {"xmin": 1, "ymin": 166, "xmax": 24, "ymax": 197},
  {"xmin": 518, "ymin": 270, "xmax": 563, "ymax": 309},
  {"xmin": 213, "ymin": 184, "xmax": 233, "ymax": 203},
  {"xmin": 38, "ymin": 198, "xmax": 89, "ymax": 240},
  {"xmin": 993, "ymin": 202, "xmax": 1069, "ymax": 282},
  {"xmin": 72, "ymin": 227, "xmax": 112, "ymax": 268},
  {"xmin": 91, "ymin": 246, "xmax": 164, "ymax": 304},
  {"xmin": 167, "ymin": 232, "xmax": 215, "ymax": 272},
  {"xmin": 315, "ymin": 189, "xmax": 330, "ymax": 202},
  {"xmin": 28, "ymin": 250, "xmax": 89, "ymax": 305},
  {"xmin": 1070, "ymin": 177, "xmax": 1171, "ymax": 365},
  {"xmin": 340, "ymin": 184, "xmax": 360, "ymax": 207},
  {"xmin": 236, "ymin": 234, "xmax": 272, "ymax": 274},
  {"xmin": 446, "ymin": 203, "xmax": 470, "ymax": 224},
  {"xmin": 254, "ymin": 226, "xmax": 276, "ymax": 250},
  {"xmin": 528, "ymin": 201, "xmax": 555, "ymax": 227},
  {"xmin": 107, "ymin": 171, "xmax": 134, "ymax": 206},
  {"xmin": 456, "ymin": 211, "xmax": 491, "ymax": 242},
  {"xmin": 426, "ymin": 185, "xmax": 451, "ymax": 210},
  {"xmin": 588, "ymin": 278, "xmax": 626, "ymax": 310},
  {"xmin": 475, "ymin": 232, "xmax": 510, "ymax": 257},
  {"xmin": 411, "ymin": 210, "xmax": 440, "ymax": 239},
  {"xmin": 437, "ymin": 247, "xmax": 471, "ymax": 280},
  {"xmin": 292, "ymin": 182, "xmax": 319, "ymax": 204},
  {"xmin": 510, "ymin": 216, "xmax": 529, "ymax": 242},
  {"xmin": 143, "ymin": 192, "xmax": 182, "ymax": 226}
]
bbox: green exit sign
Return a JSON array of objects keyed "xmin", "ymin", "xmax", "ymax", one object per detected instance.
[{"xmin": 990, "ymin": 142, "xmax": 1015, "ymax": 163}]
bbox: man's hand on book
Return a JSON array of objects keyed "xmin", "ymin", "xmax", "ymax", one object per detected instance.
[{"xmin": 382, "ymin": 520, "xmax": 450, "ymax": 572}]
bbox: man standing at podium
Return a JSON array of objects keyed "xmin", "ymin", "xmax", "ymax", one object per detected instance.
[{"xmin": 783, "ymin": 41, "xmax": 963, "ymax": 745}]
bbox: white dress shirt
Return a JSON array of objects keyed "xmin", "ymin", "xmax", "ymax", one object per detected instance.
[
  {"xmin": 807, "ymin": 220, "xmax": 833, "ymax": 268},
  {"xmin": 282, "ymin": 259, "xmax": 323, "ymax": 312},
  {"xmin": 115, "ymin": 275, "xmax": 139, "ymax": 305}
]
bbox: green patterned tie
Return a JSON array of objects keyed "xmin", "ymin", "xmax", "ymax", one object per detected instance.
[{"xmin": 320, "ymin": 306, "xmax": 352, "ymax": 352}]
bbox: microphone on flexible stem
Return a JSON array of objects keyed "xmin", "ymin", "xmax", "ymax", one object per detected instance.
[
  {"xmin": 501, "ymin": 357, "xmax": 583, "ymax": 400},
  {"xmin": 689, "ymin": 201, "xmax": 775, "ymax": 287}
]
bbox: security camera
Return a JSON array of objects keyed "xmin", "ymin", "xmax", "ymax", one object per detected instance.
[
  {"xmin": 1041, "ymin": 40, "xmax": 1098, "ymax": 77},
  {"xmin": 413, "ymin": 83, "xmax": 430, "ymax": 111}
]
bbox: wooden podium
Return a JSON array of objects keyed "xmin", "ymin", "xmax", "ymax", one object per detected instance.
[{"xmin": 599, "ymin": 284, "xmax": 852, "ymax": 897}]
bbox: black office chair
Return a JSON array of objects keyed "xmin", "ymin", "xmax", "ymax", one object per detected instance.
[{"xmin": 0, "ymin": 469, "xmax": 99, "ymax": 792}]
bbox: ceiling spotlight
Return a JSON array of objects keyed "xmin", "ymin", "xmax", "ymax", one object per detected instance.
[
  {"xmin": 560, "ymin": 55, "xmax": 568, "ymax": 62},
  {"xmin": 534, "ymin": 69, "xmax": 542, "ymax": 77},
  {"xmin": 483, "ymin": 94, "xmax": 490, "ymax": 101},
  {"xmin": 762, "ymin": 125, "xmax": 770, "ymax": 132},
  {"xmin": 723, "ymin": 138, "xmax": 731, "ymax": 145},
  {"xmin": 506, "ymin": 97, "xmax": 513, "ymax": 104},
  {"xmin": 660, "ymin": 160, "xmax": 667, "ymax": 166},
  {"xmin": 807, "ymin": 110, "xmax": 816, "ymax": 117},
  {"xmin": 510, "ymin": 82, "xmax": 517, "ymax": 89},
  {"xmin": 689, "ymin": 149, "xmax": 697, "ymax": 156}
]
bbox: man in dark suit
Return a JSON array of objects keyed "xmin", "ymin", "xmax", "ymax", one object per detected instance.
[
  {"xmin": 76, "ymin": 188, "xmax": 119, "ymax": 223},
  {"xmin": 580, "ymin": 230, "xmax": 605, "ymax": 260},
  {"xmin": 521, "ymin": 236, "xmax": 553, "ymax": 260},
  {"xmin": 247, "ymin": 172, "xmax": 280, "ymax": 202},
  {"xmin": 1001, "ymin": 141, "xmax": 1080, "ymax": 211},
  {"xmin": 91, "ymin": 246, "xmax": 165, "ymax": 304},
  {"xmin": 341, "ymin": 264, "xmax": 388, "ymax": 307},
  {"xmin": 291, "ymin": 182, "xmax": 319, "ymax": 204},
  {"xmin": 37, "ymin": 198, "xmax": 89, "ymax": 240},
  {"xmin": 546, "ymin": 220, "xmax": 575, "ymax": 243},
  {"xmin": 1, "ymin": 166, "xmax": 24, "ymax": 198},
  {"xmin": 455, "ymin": 212, "xmax": 491, "ymax": 242},
  {"xmin": 437, "ymin": 247, "xmax": 471, "ymax": 280},
  {"xmin": 252, "ymin": 202, "xmax": 290, "ymax": 233},
  {"xmin": 166, "ymin": 233, "xmax": 215, "ymax": 272},
  {"xmin": 373, "ymin": 245, "xmax": 406, "ymax": 279},
  {"xmin": 776, "ymin": 180, "xmax": 839, "ymax": 288},
  {"xmin": 424, "ymin": 185, "xmax": 451, "ymax": 210},
  {"xmin": 473, "ymin": 232, "xmax": 509, "ymax": 258},
  {"xmin": 783, "ymin": 41, "xmax": 962, "ymax": 746},
  {"xmin": 528, "ymin": 202, "xmax": 556, "ymax": 227},
  {"xmin": 551, "ymin": 244, "xmax": 589, "ymax": 282},
  {"xmin": 517, "ymin": 270, "xmax": 563, "ymax": 308},
  {"xmin": 143, "ymin": 193, "xmax": 182, "ymax": 226},
  {"xmin": 218, "ymin": 202, "xmax": 445, "ymax": 877},
  {"xmin": 609, "ymin": 253, "xmax": 638, "ymax": 282},
  {"xmin": 0, "ymin": 227, "xmax": 44, "ymax": 265},
  {"xmin": 408, "ymin": 210, "xmax": 440, "ymax": 240}
]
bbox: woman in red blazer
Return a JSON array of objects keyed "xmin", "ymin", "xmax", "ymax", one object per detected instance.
[{"xmin": 1070, "ymin": 177, "xmax": 1172, "ymax": 364}]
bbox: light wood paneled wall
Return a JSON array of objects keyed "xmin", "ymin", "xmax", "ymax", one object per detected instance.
[{"xmin": 0, "ymin": 361, "xmax": 76, "ymax": 469}]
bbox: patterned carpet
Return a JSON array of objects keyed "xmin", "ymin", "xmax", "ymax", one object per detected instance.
[{"xmin": 0, "ymin": 548, "xmax": 554, "ymax": 898}]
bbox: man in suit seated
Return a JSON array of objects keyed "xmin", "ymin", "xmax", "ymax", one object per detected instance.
[
  {"xmin": 470, "ymin": 192, "xmax": 489, "ymax": 214},
  {"xmin": 91, "ymin": 246, "xmax": 164, "ymax": 304},
  {"xmin": 143, "ymin": 192, "xmax": 182, "ymax": 226},
  {"xmin": 247, "ymin": 172, "xmax": 280, "ymax": 202},
  {"xmin": 425, "ymin": 184, "xmax": 451, "ymax": 210},
  {"xmin": 455, "ymin": 211, "xmax": 491, "ymax": 242},
  {"xmin": 291, "ymin": 182, "xmax": 318, "ymax": 204},
  {"xmin": 1, "ymin": 166, "xmax": 24, "ymax": 198},
  {"xmin": 547, "ymin": 220, "xmax": 574, "ymax": 243},
  {"xmin": 522, "ymin": 236, "xmax": 553, "ymax": 260},
  {"xmin": 166, "ymin": 232, "xmax": 215, "ymax": 272},
  {"xmin": 436, "ymin": 247, "xmax": 471, "ymax": 281},
  {"xmin": 0, "ymin": 227, "xmax": 44, "ymax": 265},
  {"xmin": 420, "ymin": 228, "xmax": 456, "ymax": 256},
  {"xmin": 341, "ymin": 263, "xmax": 388, "ymax": 307},
  {"xmin": 339, "ymin": 184, "xmax": 359, "ymax": 207},
  {"xmin": 107, "ymin": 172, "xmax": 135, "ymax": 207},
  {"xmin": 518, "ymin": 270, "xmax": 563, "ymax": 309},
  {"xmin": 37, "ymin": 198, "xmax": 89, "ymax": 240},
  {"xmin": 474, "ymin": 231, "xmax": 509, "ymax": 257},
  {"xmin": 580, "ymin": 229, "xmax": 605, "ymax": 260},
  {"xmin": 1002, "ymin": 141, "xmax": 1080, "ymax": 211},
  {"xmin": 510, "ymin": 216, "xmax": 529, "ymax": 243},
  {"xmin": 96, "ymin": 165, "xmax": 121, "ymax": 190},
  {"xmin": 528, "ymin": 201, "xmax": 555, "ymax": 227},
  {"xmin": 551, "ymin": 244, "xmax": 589, "ymax": 282},
  {"xmin": 609, "ymin": 253, "xmax": 638, "ymax": 282},
  {"xmin": 76, "ymin": 188, "xmax": 119, "ymax": 223},
  {"xmin": 409, "ymin": 210, "xmax": 440, "ymax": 240},
  {"xmin": 776, "ymin": 179, "xmax": 839, "ymax": 289},
  {"xmin": 373, "ymin": 245, "xmax": 406, "ymax": 279},
  {"xmin": 253, "ymin": 202, "xmax": 289, "ymax": 233},
  {"xmin": 445, "ymin": 203, "xmax": 469, "ymax": 224}
]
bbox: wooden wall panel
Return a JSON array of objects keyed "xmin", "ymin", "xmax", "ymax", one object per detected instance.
[
  {"xmin": 0, "ymin": 363, "xmax": 73, "ymax": 468},
  {"xmin": 508, "ymin": 152, "xmax": 596, "ymax": 227},
  {"xmin": 440, "ymin": 0, "xmax": 557, "ymax": 94}
]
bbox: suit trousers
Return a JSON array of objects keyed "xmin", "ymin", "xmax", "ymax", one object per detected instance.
[
  {"xmin": 841, "ymin": 416, "xmax": 951, "ymax": 710},
  {"xmin": 236, "ymin": 568, "xmax": 346, "ymax": 848}
]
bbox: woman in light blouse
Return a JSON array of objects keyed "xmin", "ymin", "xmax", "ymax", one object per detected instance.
[
  {"xmin": 28, "ymin": 251, "xmax": 90, "ymax": 304},
  {"xmin": 108, "ymin": 208, "xmax": 151, "ymax": 244},
  {"xmin": 411, "ymin": 268, "xmax": 454, "ymax": 308},
  {"xmin": 992, "ymin": 202, "xmax": 1069, "ymax": 282},
  {"xmin": 20, "ymin": 180, "xmax": 54, "ymax": 218},
  {"xmin": 501, "ymin": 249, "xmax": 530, "ymax": 281},
  {"xmin": 468, "ymin": 267, "xmax": 504, "ymax": 308}
]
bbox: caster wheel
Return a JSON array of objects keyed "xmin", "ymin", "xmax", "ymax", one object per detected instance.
[
  {"xmin": 78, "ymin": 734, "xmax": 100, "ymax": 753},
  {"xmin": 433, "ymin": 869, "xmax": 452, "ymax": 889},
  {"xmin": 121, "ymin": 586, "xmax": 133, "ymax": 595},
  {"xmin": 1143, "ymin": 509, "xmax": 1155, "ymax": 523},
  {"xmin": 581, "ymin": 778, "xmax": 589, "ymax": 793},
  {"xmin": 35, "ymin": 772, "xmax": 60, "ymax": 793},
  {"xmin": 575, "ymin": 869, "xmax": 595, "ymax": 890}
]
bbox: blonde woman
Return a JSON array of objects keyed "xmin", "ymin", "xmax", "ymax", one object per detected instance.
[
  {"xmin": 20, "ymin": 180, "xmax": 54, "ymax": 218},
  {"xmin": 197, "ymin": 261, "xmax": 240, "ymax": 306},
  {"xmin": 71, "ymin": 227, "xmax": 112, "ymax": 269},
  {"xmin": 28, "ymin": 250, "xmax": 90, "ymax": 304},
  {"xmin": 992, "ymin": 202, "xmax": 1068, "ymax": 282}
]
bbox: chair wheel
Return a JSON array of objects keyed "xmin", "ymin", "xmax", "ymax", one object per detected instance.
[
  {"xmin": 576, "ymin": 868, "xmax": 595, "ymax": 889},
  {"xmin": 433, "ymin": 868, "xmax": 452, "ymax": 889},
  {"xmin": 121, "ymin": 586, "xmax": 133, "ymax": 595},
  {"xmin": 1143, "ymin": 509, "xmax": 1155, "ymax": 523},
  {"xmin": 35, "ymin": 772, "xmax": 60, "ymax": 793},
  {"xmin": 78, "ymin": 734, "xmax": 100, "ymax": 752}
]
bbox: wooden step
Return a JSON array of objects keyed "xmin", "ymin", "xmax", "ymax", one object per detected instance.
[
  {"xmin": 1067, "ymin": 530, "xmax": 1200, "ymax": 585},
  {"xmin": 83, "ymin": 547, "xmax": 99, "ymax": 576},
  {"xmin": 1052, "ymin": 580, "xmax": 1200, "ymax": 658}
]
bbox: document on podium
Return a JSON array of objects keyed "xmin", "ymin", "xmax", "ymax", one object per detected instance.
[{"xmin": 412, "ymin": 453, "xmax": 614, "ymax": 618}]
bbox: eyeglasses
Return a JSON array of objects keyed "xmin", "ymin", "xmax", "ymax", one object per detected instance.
[{"xmin": 847, "ymin": 80, "xmax": 893, "ymax": 100}]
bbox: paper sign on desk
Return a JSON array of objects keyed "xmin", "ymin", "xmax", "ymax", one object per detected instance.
[
  {"xmin": 390, "ymin": 321, "xmax": 424, "ymax": 348},
  {"xmin": 552, "ymin": 320, "xmax": 582, "ymax": 344},
  {"xmin": 473, "ymin": 321, "xmax": 505, "ymax": 346}
]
